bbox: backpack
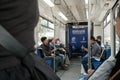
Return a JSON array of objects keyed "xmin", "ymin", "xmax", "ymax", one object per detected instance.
[{"xmin": 0, "ymin": 25, "xmax": 60, "ymax": 80}]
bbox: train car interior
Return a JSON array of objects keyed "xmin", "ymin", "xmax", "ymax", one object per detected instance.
[{"xmin": 0, "ymin": 0, "xmax": 120, "ymax": 80}]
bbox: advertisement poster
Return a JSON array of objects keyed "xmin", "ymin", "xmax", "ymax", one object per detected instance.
[{"xmin": 69, "ymin": 27, "xmax": 88, "ymax": 57}]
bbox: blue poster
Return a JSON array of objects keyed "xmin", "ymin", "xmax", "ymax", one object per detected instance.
[{"xmin": 69, "ymin": 27, "xmax": 88, "ymax": 57}]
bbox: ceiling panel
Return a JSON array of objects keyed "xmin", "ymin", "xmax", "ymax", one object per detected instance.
[
  {"xmin": 38, "ymin": 0, "xmax": 116, "ymax": 24},
  {"xmin": 38, "ymin": 0, "xmax": 87, "ymax": 23}
]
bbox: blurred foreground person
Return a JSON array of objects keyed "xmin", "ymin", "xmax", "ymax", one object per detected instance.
[{"xmin": 0, "ymin": 0, "xmax": 60, "ymax": 80}]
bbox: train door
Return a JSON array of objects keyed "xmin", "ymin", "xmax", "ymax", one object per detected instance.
[{"xmin": 66, "ymin": 22, "xmax": 93, "ymax": 58}]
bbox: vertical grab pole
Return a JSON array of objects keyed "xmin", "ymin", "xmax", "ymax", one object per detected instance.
[
  {"xmin": 50, "ymin": 7, "xmax": 56, "ymax": 72},
  {"xmin": 88, "ymin": 0, "xmax": 92, "ymax": 70},
  {"xmin": 53, "ymin": 42, "xmax": 56, "ymax": 72},
  {"xmin": 110, "ymin": 9, "xmax": 115, "ymax": 57}
]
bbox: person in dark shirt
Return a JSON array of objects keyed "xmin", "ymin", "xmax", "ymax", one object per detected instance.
[
  {"xmin": 110, "ymin": 51, "xmax": 120, "ymax": 77},
  {"xmin": 40, "ymin": 37, "xmax": 54, "ymax": 56},
  {"xmin": 49, "ymin": 38, "xmax": 68, "ymax": 68},
  {"xmin": 0, "ymin": 0, "xmax": 60, "ymax": 80},
  {"xmin": 40, "ymin": 37, "xmax": 62, "ymax": 71},
  {"xmin": 110, "ymin": 5, "xmax": 120, "ymax": 79},
  {"xmin": 0, "ymin": 0, "xmax": 39, "ymax": 53},
  {"xmin": 0, "ymin": 0, "xmax": 39, "ymax": 80},
  {"xmin": 40, "ymin": 37, "xmax": 53, "ymax": 56}
]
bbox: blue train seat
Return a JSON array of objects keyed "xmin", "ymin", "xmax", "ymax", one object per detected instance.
[
  {"xmin": 105, "ymin": 45, "xmax": 111, "ymax": 59},
  {"xmin": 92, "ymin": 46, "xmax": 111, "ymax": 70},
  {"xmin": 37, "ymin": 48, "xmax": 54, "ymax": 68},
  {"xmin": 37, "ymin": 48, "xmax": 44, "ymax": 58}
]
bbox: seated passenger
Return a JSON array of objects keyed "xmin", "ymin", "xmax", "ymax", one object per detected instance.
[
  {"xmin": 55, "ymin": 38, "xmax": 70, "ymax": 65},
  {"xmin": 104, "ymin": 42, "xmax": 110, "ymax": 48},
  {"xmin": 55, "ymin": 38, "xmax": 66, "ymax": 55},
  {"xmin": 49, "ymin": 38, "xmax": 68, "ymax": 69},
  {"xmin": 82, "ymin": 36, "xmax": 101, "ymax": 73},
  {"xmin": 40, "ymin": 37, "xmax": 61, "ymax": 71},
  {"xmin": 110, "ymin": 50, "xmax": 120, "ymax": 79},
  {"xmin": 109, "ymin": 6, "xmax": 120, "ymax": 79},
  {"xmin": 40, "ymin": 37, "xmax": 53, "ymax": 56},
  {"xmin": 80, "ymin": 6, "xmax": 120, "ymax": 80}
]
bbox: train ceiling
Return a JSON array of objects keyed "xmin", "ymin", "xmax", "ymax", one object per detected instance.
[{"xmin": 38, "ymin": 0, "xmax": 117, "ymax": 24}]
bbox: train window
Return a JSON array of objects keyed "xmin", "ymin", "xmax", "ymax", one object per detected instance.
[
  {"xmin": 116, "ymin": 35, "xmax": 120, "ymax": 54},
  {"xmin": 104, "ymin": 19, "xmax": 107, "ymax": 26},
  {"xmin": 104, "ymin": 23, "xmax": 111, "ymax": 46},
  {"xmin": 41, "ymin": 18, "xmax": 48, "ymax": 26},
  {"xmin": 39, "ymin": 26, "xmax": 54, "ymax": 43},
  {"xmin": 48, "ymin": 22, "xmax": 54, "ymax": 29},
  {"xmin": 107, "ymin": 13, "xmax": 110, "ymax": 23},
  {"xmin": 37, "ymin": 17, "xmax": 55, "ymax": 45},
  {"xmin": 103, "ymin": 12, "xmax": 111, "ymax": 46}
]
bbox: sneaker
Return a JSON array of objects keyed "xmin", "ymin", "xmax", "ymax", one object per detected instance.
[{"xmin": 61, "ymin": 65, "xmax": 68, "ymax": 70}]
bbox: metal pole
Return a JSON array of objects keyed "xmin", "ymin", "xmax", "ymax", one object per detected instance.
[
  {"xmin": 50, "ymin": 7, "xmax": 56, "ymax": 72},
  {"xmin": 110, "ymin": 9, "xmax": 115, "ymax": 57},
  {"xmin": 53, "ymin": 42, "xmax": 56, "ymax": 72},
  {"xmin": 88, "ymin": 0, "xmax": 92, "ymax": 70}
]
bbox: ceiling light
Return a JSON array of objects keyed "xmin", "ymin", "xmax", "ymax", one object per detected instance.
[
  {"xmin": 86, "ymin": 9, "xmax": 88, "ymax": 19},
  {"xmin": 59, "ymin": 12, "xmax": 68, "ymax": 21},
  {"xmin": 85, "ymin": 0, "xmax": 88, "ymax": 4},
  {"xmin": 43, "ymin": 0, "xmax": 54, "ymax": 7}
]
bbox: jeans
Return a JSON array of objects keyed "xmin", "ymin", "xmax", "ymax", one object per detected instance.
[
  {"xmin": 59, "ymin": 54, "xmax": 66, "ymax": 65},
  {"xmin": 55, "ymin": 56, "xmax": 61, "ymax": 71},
  {"xmin": 82, "ymin": 55, "xmax": 95, "ymax": 73},
  {"xmin": 82, "ymin": 55, "xmax": 88, "ymax": 73}
]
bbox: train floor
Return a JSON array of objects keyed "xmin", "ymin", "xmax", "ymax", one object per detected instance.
[{"xmin": 57, "ymin": 56, "xmax": 84, "ymax": 80}]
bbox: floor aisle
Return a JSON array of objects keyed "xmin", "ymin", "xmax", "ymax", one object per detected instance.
[{"xmin": 57, "ymin": 57, "xmax": 82, "ymax": 80}]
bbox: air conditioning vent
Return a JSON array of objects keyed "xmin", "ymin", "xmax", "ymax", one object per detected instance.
[
  {"xmin": 54, "ymin": 0, "xmax": 61, "ymax": 5},
  {"xmin": 104, "ymin": 2, "xmax": 109, "ymax": 7}
]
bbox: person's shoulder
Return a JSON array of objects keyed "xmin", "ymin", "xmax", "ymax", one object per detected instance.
[
  {"xmin": 95, "ymin": 42, "xmax": 101, "ymax": 47},
  {"xmin": 116, "ymin": 50, "xmax": 120, "ymax": 59},
  {"xmin": 40, "ymin": 44, "xmax": 44, "ymax": 48},
  {"xmin": 93, "ymin": 42, "xmax": 98, "ymax": 46},
  {"xmin": 60, "ymin": 43, "xmax": 64, "ymax": 47}
]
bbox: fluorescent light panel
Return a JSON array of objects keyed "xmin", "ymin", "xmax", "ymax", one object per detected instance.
[
  {"xmin": 86, "ymin": 9, "xmax": 88, "ymax": 19},
  {"xmin": 59, "ymin": 12, "xmax": 68, "ymax": 21},
  {"xmin": 43, "ymin": 0, "xmax": 54, "ymax": 7},
  {"xmin": 85, "ymin": 0, "xmax": 88, "ymax": 4}
]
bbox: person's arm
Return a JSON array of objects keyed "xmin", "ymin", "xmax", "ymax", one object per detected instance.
[
  {"xmin": 92, "ymin": 44, "xmax": 101, "ymax": 56},
  {"xmin": 110, "ymin": 50, "xmax": 120, "ymax": 76},
  {"xmin": 51, "ymin": 48, "xmax": 57, "ymax": 53},
  {"xmin": 44, "ymin": 50, "xmax": 51, "ymax": 56},
  {"xmin": 92, "ymin": 48, "xmax": 97, "ymax": 56},
  {"xmin": 83, "ymin": 48, "xmax": 88, "ymax": 52},
  {"xmin": 109, "ymin": 69, "xmax": 120, "ymax": 80}
]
